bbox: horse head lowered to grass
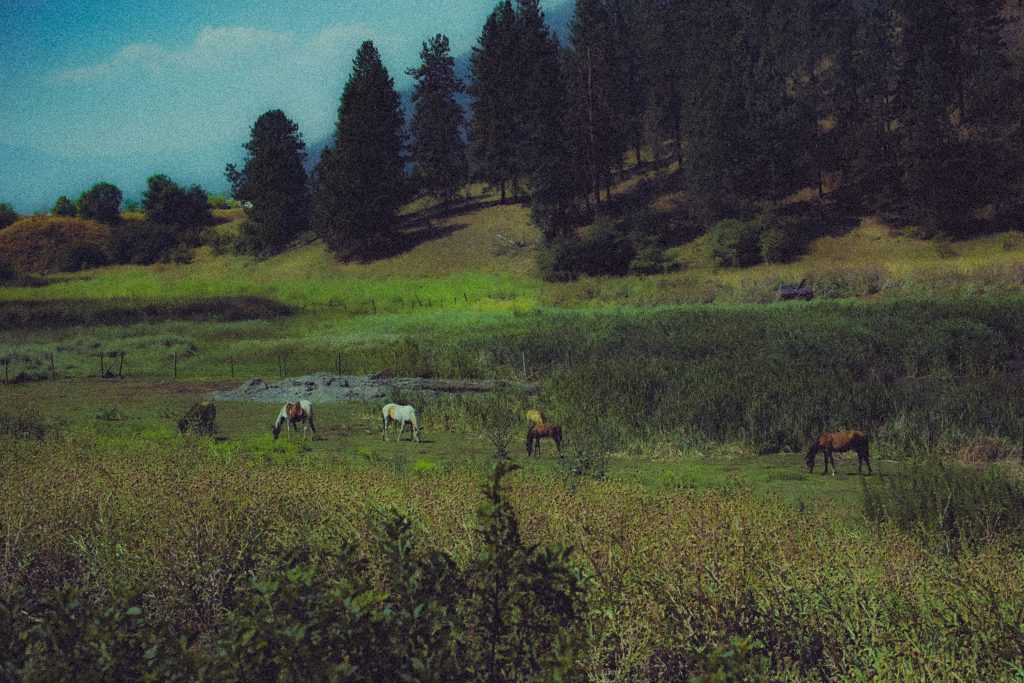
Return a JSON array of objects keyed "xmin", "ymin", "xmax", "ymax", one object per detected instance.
[
  {"xmin": 526, "ymin": 422, "xmax": 562, "ymax": 457},
  {"xmin": 273, "ymin": 400, "xmax": 316, "ymax": 440},
  {"xmin": 806, "ymin": 430, "xmax": 871, "ymax": 476},
  {"xmin": 382, "ymin": 403, "xmax": 421, "ymax": 442}
]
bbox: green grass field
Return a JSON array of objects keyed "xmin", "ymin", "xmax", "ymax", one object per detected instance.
[{"xmin": 4, "ymin": 175, "xmax": 1024, "ymax": 678}]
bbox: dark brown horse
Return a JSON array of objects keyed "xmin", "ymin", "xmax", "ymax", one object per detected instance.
[
  {"xmin": 806, "ymin": 431, "xmax": 871, "ymax": 475},
  {"xmin": 526, "ymin": 423, "xmax": 562, "ymax": 457}
]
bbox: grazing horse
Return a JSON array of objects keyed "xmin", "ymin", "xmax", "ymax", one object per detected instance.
[
  {"xmin": 382, "ymin": 403, "xmax": 421, "ymax": 442},
  {"xmin": 805, "ymin": 431, "xmax": 871, "ymax": 476},
  {"xmin": 273, "ymin": 400, "xmax": 316, "ymax": 440},
  {"xmin": 526, "ymin": 423, "xmax": 562, "ymax": 457},
  {"xmin": 526, "ymin": 409, "xmax": 546, "ymax": 424}
]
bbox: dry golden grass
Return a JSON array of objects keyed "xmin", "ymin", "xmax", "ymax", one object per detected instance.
[{"xmin": 0, "ymin": 216, "xmax": 110, "ymax": 274}]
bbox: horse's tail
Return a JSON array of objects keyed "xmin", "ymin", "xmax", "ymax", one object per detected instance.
[
  {"xmin": 308, "ymin": 403, "xmax": 316, "ymax": 432},
  {"xmin": 554, "ymin": 425, "xmax": 562, "ymax": 451}
]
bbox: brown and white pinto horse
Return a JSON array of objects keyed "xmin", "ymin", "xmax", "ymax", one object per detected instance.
[
  {"xmin": 806, "ymin": 430, "xmax": 871, "ymax": 476},
  {"xmin": 526, "ymin": 423, "xmax": 562, "ymax": 457},
  {"xmin": 273, "ymin": 400, "xmax": 316, "ymax": 440}
]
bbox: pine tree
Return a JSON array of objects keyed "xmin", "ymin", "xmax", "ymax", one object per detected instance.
[
  {"xmin": 565, "ymin": 0, "xmax": 622, "ymax": 206},
  {"xmin": 516, "ymin": 0, "xmax": 574, "ymax": 237},
  {"xmin": 407, "ymin": 34, "xmax": 468, "ymax": 203},
  {"xmin": 226, "ymin": 109, "xmax": 308, "ymax": 253},
  {"xmin": 468, "ymin": 1, "xmax": 520, "ymax": 202},
  {"xmin": 311, "ymin": 41, "xmax": 407, "ymax": 260}
]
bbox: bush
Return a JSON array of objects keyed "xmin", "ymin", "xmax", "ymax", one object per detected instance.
[
  {"xmin": 863, "ymin": 460, "xmax": 1024, "ymax": 555},
  {"xmin": 109, "ymin": 220, "xmax": 178, "ymax": 265},
  {"xmin": 0, "ymin": 216, "xmax": 111, "ymax": 274},
  {"xmin": 52, "ymin": 196, "xmax": 76, "ymax": 217},
  {"xmin": 538, "ymin": 221, "xmax": 636, "ymax": 282},
  {"xmin": 77, "ymin": 182, "xmax": 122, "ymax": 225},
  {"xmin": 54, "ymin": 242, "xmax": 109, "ymax": 272},
  {"xmin": 707, "ymin": 218, "xmax": 762, "ymax": 267},
  {"xmin": 759, "ymin": 226, "xmax": 800, "ymax": 264},
  {"xmin": 0, "ymin": 202, "xmax": 18, "ymax": 230},
  {"xmin": 142, "ymin": 174, "xmax": 211, "ymax": 234}
]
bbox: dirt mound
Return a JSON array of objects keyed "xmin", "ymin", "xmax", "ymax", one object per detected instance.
[{"xmin": 210, "ymin": 372, "xmax": 536, "ymax": 404}]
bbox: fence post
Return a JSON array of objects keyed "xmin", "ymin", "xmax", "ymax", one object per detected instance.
[
  {"xmin": 230, "ymin": 356, "xmax": 234, "ymax": 379},
  {"xmin": 100, "ymin": 353, "xmax": 105, "ymax": 378},
  {"xmin": 173, "ymin": 352, "xmax": 177, "ymax": 379},
  {"xmin": 522, "ymin": 351, "xmax": 527, "ymax": 378},
  {"xmin": 118, "ymin": 352, "xmax": 124, "ymax": 379}
]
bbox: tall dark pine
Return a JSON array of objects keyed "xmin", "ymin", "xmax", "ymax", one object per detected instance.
[
  {"xmin": 468, "ymin": 1, "xmax": 520, "ymax": 202},
  {"xmin": 226, "ymin": 109, "xmax": 309, "ymax": 252},
  {"xmin": 566, "ymin": 0, "xmax": 622, "ymax": 206},
  {"xmin": 516, "ymin": 0, "xmax": 574, "ymax": 237},
  {"xmin": 312, "ymin": 41, "xmax": 407, "ymax": 259},
  {"xmin": 407, "ymin": 34, "xmax": 468, "ymax": 203}
]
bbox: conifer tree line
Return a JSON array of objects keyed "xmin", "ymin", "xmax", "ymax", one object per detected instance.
[{"xmin": 229, "ymin": 0, "xmax": 1024, "ymax": 260}]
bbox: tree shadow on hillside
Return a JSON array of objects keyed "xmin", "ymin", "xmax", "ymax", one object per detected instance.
[{"xmin": 362, "ymin": 220, "xmax": 470, "ymax": 261}]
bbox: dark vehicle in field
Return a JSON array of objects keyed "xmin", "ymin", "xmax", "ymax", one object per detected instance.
[{"xmin": 778, "ymin": 279, "xmax": 813, "ymax": 301}]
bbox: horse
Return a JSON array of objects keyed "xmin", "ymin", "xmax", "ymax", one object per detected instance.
[
  {"xmin": 272, "ymin": 400, "xmax": 316, "ymax": 440},
  {"xmin": 526, "ymin": 409, "xmax": 546, "ymax": 424},
  {"xmin": 382, "ymin": 403, "xmax": 421, "ymax": 442},
  {"xmin": 805, "ymin": 430, "xmax": 871, "ymax": 476},
  {"xmin": 526, "ymin": 423, "xmax": 562, "ymax": 457}
]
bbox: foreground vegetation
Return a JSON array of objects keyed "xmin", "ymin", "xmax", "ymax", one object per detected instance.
[{"xmin": 1, "ymin": 410, "xmax": 1023, "ymax": 680}]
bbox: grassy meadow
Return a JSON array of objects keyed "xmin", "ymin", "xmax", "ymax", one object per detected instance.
[{"xmin": 4, "ymin": 183, "xmax": 1024, "ymax": 679}]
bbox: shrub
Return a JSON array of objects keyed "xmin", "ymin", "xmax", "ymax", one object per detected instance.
[
  {"xmin": 538, "ymin": 221, "xmax": 635, "ymax": 282},
  {"xmin": 52, "ymin": 196, "xmax": 76, "ymax": 217},
  {"xmin": 759, "ymin": 226, "xmax": 800, "ymax": 264},
  {"xmin": 863, "ymin": 459, "xmax": 1024, "ymax": 555},
  {"xmin": 76, "ymin": 182, "xmax": 122, "ymax": 225},
  {"xmin": 0, "ymin": 216, "xmax": 110, "ymax": 274},
  {"xmin": 54, "ymin": 242, "xmax": 109, "ymax": 272},
  {"xmin": 707, "ymin": 218, "xmax": 762, "ymax": 267},
  {"xmin": 109, "ymin": 220, "xmax": 178, "ymax": 265},
  {"xmin": 0, "ymin": 202, "xmax": 18, "ymax": 230},
  {"xmin": 142, "ymin": 174, "xmax": 211, "ymax": 234},
  {"xmin": 629, "ymin": 245, "xmax": 672, "ymax": 275}
]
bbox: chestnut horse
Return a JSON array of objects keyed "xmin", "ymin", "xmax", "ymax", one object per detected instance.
[
  {"xmin": 526, "ymin": 423, "xmax": 562, "ymax": 457},
  {"xmin": 805, "ymin": 431, "xmax": 871, "ymax": 475}
]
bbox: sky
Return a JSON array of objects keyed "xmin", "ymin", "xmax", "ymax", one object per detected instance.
[{"xmin": 0, "ymin": 0, "xmax": 570, "ymax": 212}]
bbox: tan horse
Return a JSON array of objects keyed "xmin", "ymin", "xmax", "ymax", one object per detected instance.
[
  {"xmin": 806, "ymin": 431, "xmax": 871, "ymax": 475},
  {"xmin": 526, "ymin": 409, "xmax": 546, "ymax": 424},
  {"xmin": 526, "ymin": 423, "xmax": 562, "ymax": 457}
]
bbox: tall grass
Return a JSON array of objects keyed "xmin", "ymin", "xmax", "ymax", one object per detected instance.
[{"xmin": 2, "ymin": 430, "xmax": 1023, "ymax": 679}]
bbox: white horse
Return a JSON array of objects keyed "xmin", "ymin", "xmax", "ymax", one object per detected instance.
[
  {"xmin": 382, "ymin": 403, "xmax": 421, "ymax": 442},
  {"xmin": 273, "ymin": 400, "xmax": 316, "ymax": 440}
]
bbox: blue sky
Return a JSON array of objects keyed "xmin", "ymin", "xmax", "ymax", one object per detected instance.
[{"xmin": 0, "ymin": 0, "xmax": 569, "ymax": 212}]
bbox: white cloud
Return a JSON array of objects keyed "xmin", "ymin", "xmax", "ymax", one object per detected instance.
[{"xmin": 48, "ymin": 23, "xmax": 389, "ymax": 85}]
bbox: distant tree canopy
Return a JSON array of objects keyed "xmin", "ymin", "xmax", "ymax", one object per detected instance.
[
  {"xmin": 52, "ymin": 196, "xmax": 76, "ymax": 217},
  {"xmin": 311, "ymin": 40, "xmax": 407, "ymax": 260},
  {"xmin": 407, "ymin": 34, "xmax": 468, "ymax": 203},
  {"xmin": 226, "ymin": 109, "xmax": 309, "ymax": 253},
  {"xmin": 0, "ymin": 202, "xmax": 18, "ymax": 230},
  {"xmin": 76, "ymin": 183, "xmax": 123, "ymax": 225},
  {"xmin": 203, "ymin": 0, "xmax": 1020, "ymax": 273},
  {"xmin": 142, "ymin": 174, "xmax": 210, "ymax": 233}
]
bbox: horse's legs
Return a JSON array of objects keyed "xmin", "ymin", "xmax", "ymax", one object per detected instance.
[{"xmin": 859, "ymin": 447, "xmax": 872, "ymax": 475}]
